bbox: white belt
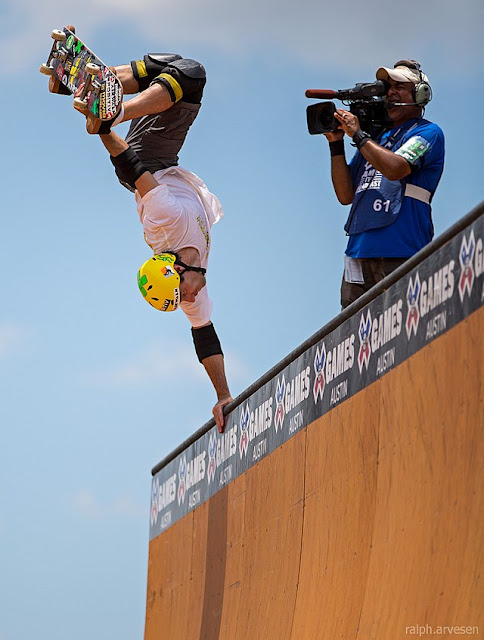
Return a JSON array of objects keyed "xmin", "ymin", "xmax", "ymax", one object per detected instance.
[{"xmin": 405, "ymin": 183, "xmax": 431, "ymax": 204}]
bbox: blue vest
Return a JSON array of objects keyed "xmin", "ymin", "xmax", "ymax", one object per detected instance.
[{"xmin": 344, "ymin": 120, "xmax": 422, "ymax": 236}]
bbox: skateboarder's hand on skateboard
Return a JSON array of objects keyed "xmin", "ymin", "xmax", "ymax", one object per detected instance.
[
  {"xmin": 73, "ymin": 85, "xmax": 98, "ymax": 133},
  {"xmin": 73, "ymin": 84, "xmax": 124, "ymax": 134}
]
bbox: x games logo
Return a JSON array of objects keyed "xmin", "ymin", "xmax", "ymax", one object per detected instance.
[
  {"xmin": 151, "ymin": 478, "xmax": 159, "ymax": 527},
  {"xmin": 177, "ymin": 455, "xmax": 187, "ymax": 505},
  {"xmin": 313, "ymin": 344, "xmax": 326, "ymax": 403},
  {"xmin": 239, "ymin": 404, "xmax": 250, "ymax": 459},
  {"xmin": 406, "ymin": 273, "xmax": 421, "ymax": 339},
  {"xmin": 207, "ymin": 433, "xmax": 217, "ymax": 485},
  {"xmin": 274, "ymin": 376, "xmax": 286, "ymax": 433},
  {"xmin": 458, "ymin": 231, "xmax": 476, "ymax": 302},
  {"xmin": 358, "ymin": 311, "xmax": 372, "ymax": 372}
]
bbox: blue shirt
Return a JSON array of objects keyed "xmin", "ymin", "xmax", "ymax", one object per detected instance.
[{"xmin": 345, "ymin": 118, "xmax": 445, "ymax": 258}]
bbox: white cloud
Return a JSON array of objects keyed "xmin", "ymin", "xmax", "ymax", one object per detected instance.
[
  {"xmin": 71, "ymin": 489, "xmax": 145, "ymax": 519},
  {"xmin": 81, "ymin": 339, "xmax": 206, "ymax": 388},
  {"xmin": 81, "ymin": 338, "xmax": 252, "ymax": 389},
  {"xmin": 5, "ymin": 0, "xmax": 483, "ymax": 76}
]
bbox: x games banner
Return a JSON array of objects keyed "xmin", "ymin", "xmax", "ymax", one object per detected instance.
[{"xmin": 150, "ymin": 213, "xmax": 483, "ymax": 541}]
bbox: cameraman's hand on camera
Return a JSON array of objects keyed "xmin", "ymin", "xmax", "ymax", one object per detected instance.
[
  {"xmin": 324, "ymin": 129, "xmax": 345, "ymax": 142},
  {"xmin": 334, "ymin": 108, "xmax": 360, "ymax": 138},
  {"xmin": 325, "ymin": 108, "xmax": 356, "ymax": 205}
]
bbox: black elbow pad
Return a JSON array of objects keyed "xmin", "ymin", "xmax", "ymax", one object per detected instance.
[
  {"xmin": 191, "ymin": 323, "xmax": 223, "ymax": 363},
  {"xmin": 110, "ymin": 147, "xmax": 148, "ymax": 190}
]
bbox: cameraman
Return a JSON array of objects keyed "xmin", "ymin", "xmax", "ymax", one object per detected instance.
[{"xmin": 325, "ymin": 60, "xmax": 444, "ymax": 309}]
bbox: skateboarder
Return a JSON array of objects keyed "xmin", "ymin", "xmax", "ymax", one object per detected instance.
[{"xmin": 49, "ymin": 28, "xmax": 233, "ymax": 432}]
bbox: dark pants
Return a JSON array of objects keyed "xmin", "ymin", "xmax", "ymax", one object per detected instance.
[{"xmin": 340, "ymin": 257, "xmax": 407, "ymax": 310}]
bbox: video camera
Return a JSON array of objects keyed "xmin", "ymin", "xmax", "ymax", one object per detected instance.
[{"xmin": 306, "ymin": 80, "xmax": 392, "ymax": 138}]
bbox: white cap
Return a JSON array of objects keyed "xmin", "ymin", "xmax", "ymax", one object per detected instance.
[{"xmin": 376, "ymin": 61, "xmax": 429, "ymax": 85}]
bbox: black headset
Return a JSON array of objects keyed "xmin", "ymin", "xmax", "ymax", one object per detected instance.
[{"xmin": 394, "ymin": 59, "xmax": 432, "ymax": 106}]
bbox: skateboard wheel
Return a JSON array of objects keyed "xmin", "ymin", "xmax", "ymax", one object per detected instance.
[
  {"xmin": 73, "ymin": 97, "xmax": 89, "ymax": 111},
  {"xmin": 85, "ymin": 63, "xmax": 101, "ymax": 76},
  {"xmin": 39, "ymin": 63, "xmax": 54, "ymax": 76},
  {"xmin": 51, "ymin": 29, "xmax": 66, "ymax": 41}
]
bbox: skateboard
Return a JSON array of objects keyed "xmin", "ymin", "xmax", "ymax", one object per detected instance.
[{"xmin": 40, "ymin": 27, "xmax": 123, "ymax": 120}]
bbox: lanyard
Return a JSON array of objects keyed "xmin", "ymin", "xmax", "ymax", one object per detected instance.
[{"xmin": 379, "ymin": 119, "xmax": 421, "ymax": 151}]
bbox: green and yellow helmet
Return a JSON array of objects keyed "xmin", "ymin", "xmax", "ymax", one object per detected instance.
[{"xmin": 137, "ymin": 253, "xmax": 181, "ymax": 312}]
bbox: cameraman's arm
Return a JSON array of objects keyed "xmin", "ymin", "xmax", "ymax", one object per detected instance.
[
  {"xmin": 335, "ymin": 109, "xmax": 411, "ymax": 181},
  {"xmin": 324, "ymin": 131, "xmax": 355, "ymax": 205},
  {"xmin": 356, "ymin": 140, "xmax": 411, "ymax": 181}
]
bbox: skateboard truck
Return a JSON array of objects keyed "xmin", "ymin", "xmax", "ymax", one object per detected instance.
[
  {"xmin": 73, "ymin": 63, "xmax": 102, "ymax": 111},
  {"xmin": 39, "ymin": 29, "xmax": 68, "ymax": 76}
]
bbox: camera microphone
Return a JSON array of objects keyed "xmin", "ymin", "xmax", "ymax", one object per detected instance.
[
  {"xmin": 386, "ymin": 101, "xmax": 419, "ymax": 107},
  {"xmin": 305, "ymin": 89, "xmax": 338, "ymax": 99},
  {"xmin": 306, "ymin": 81, "xmax": 386, "ymax": 101}
]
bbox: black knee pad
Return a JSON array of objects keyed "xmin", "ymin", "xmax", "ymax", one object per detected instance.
[{"xmin": 130, "ymin": 53, "xmax": 182, "ymax": 92}]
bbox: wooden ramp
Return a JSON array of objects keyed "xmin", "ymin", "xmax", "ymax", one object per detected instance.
[{"xmin": 145, "ymin": 206, "xmax": 483, "ymax": 639}]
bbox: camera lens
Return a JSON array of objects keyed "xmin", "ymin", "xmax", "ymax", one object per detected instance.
[{"xmin": 306, "ymin": 102, "xmax": 338, "ymax": 135}]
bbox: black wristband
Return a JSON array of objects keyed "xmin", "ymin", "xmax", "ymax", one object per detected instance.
[
  {"xmin": 329, "ymin": 139, "xmax": 345, "ymax": 157},
  {"xmin": 97, "ymin": 105, "xmax": 124, "ymax": 135},
  {"xmin": 352, "ymin": 129, "xmax": 372, "ymax": 150},
  {"xmin": 98, "ymin": 116, "xmax": 116, "ymax": 135}
]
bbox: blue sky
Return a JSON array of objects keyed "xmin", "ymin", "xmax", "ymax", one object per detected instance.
[{"xmin": 1, "ymin": 1, "xmax": 483, "ymax": 638}]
